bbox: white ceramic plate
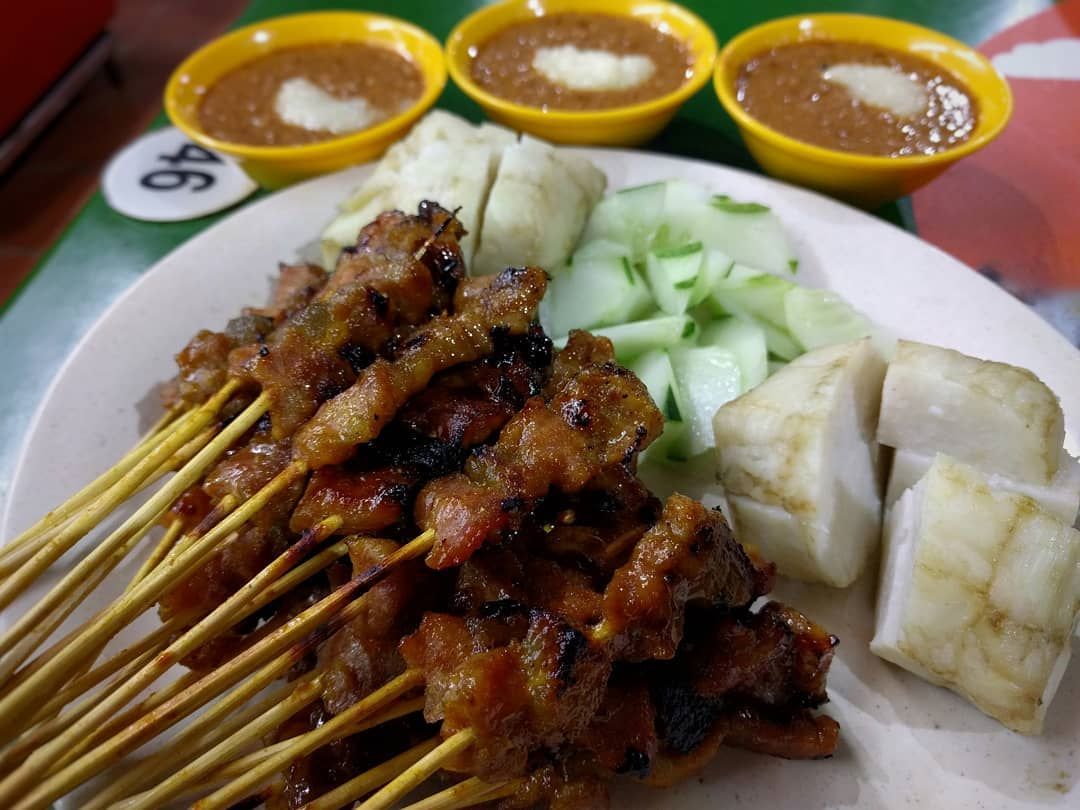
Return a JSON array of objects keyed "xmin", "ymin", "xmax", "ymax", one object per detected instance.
[{"xmin": 3, "ymin": 150, "xmax": 1078, "ymax": 809}]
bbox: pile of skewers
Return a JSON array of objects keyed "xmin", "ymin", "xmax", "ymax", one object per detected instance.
[{"xmin": 0, "ymin": 201, "xmax": 839, "ymax": 810}]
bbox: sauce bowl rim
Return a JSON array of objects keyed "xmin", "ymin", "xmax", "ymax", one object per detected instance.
[
  {"xmin": 444, "ymin": 0, "xmax": 719, "ymax": 125},
  {"xmin": 164, "ymin": 10, "xmax": 447, "ymax": 159},
  {"xmin": 713, "ymin": 12, "xmax": 1014, "ymax": 170}
]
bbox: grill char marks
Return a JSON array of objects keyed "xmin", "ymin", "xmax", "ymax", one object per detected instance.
[
  {"xmin": 602, "ymin": 494, "xmax": 773, "ymax": 662},
  {"xmin": 292, "ymin": 265, "xmax": 548, "ymax": 468},
  {"xmin": 236, "ymin": 205, "xmax": 467, "ymax": 438},
  {"xmin": 416, "ymin": 331, "xmax": 662, "ymax": 569}
]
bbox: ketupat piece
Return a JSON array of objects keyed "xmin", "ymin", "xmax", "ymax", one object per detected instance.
[
  {"xmin": 871, "ymin": 455, "xmax": 1080, "ymax": 734},
  {"xmin": 878, "ymin": 341, "xmax": 1065, "ymax": 484},
  {"xmin": 884, "ymin": 446, "xmax": 1080, "ymax": 524},
  {"xmin": 320, "ymin": 111, "xmax": 515, "ymax": 267},
  {"xmin": 712, "ymin": 338, "xmax": 886, "ymax": 587},
  {"xmin": 471, "ymin": 135, "xmax": 606, "ymax": 276}
]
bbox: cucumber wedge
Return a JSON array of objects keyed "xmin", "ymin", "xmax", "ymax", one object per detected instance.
[
  {"xmin": 628, "ymin": 350, "xmax": 679, "ymax": 415},
  {"xmin": 546, "ymin": 244, "xmax": 653, "ymax": 337},
  {"xmin": 700, "ymin": 195, "xmax": 797, "ymax": 276},
  {"xmin": 668, "ymin": 346, "xmax": 742, "ymax": 456},
  {"xmin": 705, "ymin": 265, "xmax": 801, "ymax": 360},
  {"xmin": 644, "ymin": 242, "xmax": 705, "ymax": 315},
  {"xmin": 582, "ymin": 181, "xmax": 667, "ymax": 258},
  {"xmin": 641, "ymin": 419, "xmax": 691, "ymax": 465},
  {"xmin": 784, "ymin": 287, "xmax": 874, "ymax": 351},
  {"xmin": 563, "ymin": 315, "xmax": 697, "ymax": 362},
  {"xmin": 699, "ymin": 317, "xmax": 768, "ymax": 391}
]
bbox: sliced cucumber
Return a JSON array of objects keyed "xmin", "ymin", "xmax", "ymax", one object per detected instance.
[
  {"xmin": 644, "ymin": 242, "xmax": 704, "ymax": 315},
  {"xmin": 700, "ymin": 195, "xmax": 797, "ymax": 276},
  {"xmin": 628, "ymin": 350, "xmax": 678, "ymax": 413},
  {"xmin": 546, "ymin": 246, "xmax": 653, "ymax": 337},
  {"xmin": 651, "ymin": 180, "xmax": 710, "ymax": 251},
  {"xmin": 668, "ymin": 346, "xmax": 742, "ymax": 456},
  {"xmin": 690, "ymin": 250, "xmax": 734, "ymax": 306},
  {"xmin": 640, "ymin": 419, "xmax": 690, "ymax": 465},
  {"xmin": 784, "ymin": 287, "xmax": 874, "ymax": 351},
  {"xmin": 582, "ymin": 181, "xmax": 667, "ymax": 258},
  {"xmin": 705, "ymin": 266, "xmax": 802, "ymax": 360},
  {"xmin": 699, "ymin": 317, "xmax": 768, "ymax": 391},
  {"xmin": 577, "ymin": 315, "xmax": 697, "ymax": 362}
]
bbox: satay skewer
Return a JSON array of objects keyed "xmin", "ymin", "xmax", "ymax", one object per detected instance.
[
  {"xmin": 295, "ymin": 738, "xmax": 442, "ymax": 810},
  {"xmin": 399, "ymin": 777, "xmax": 521, "ymax": 810},
  {"xmin": 2, "ymin": 529, "xmax": 436, "ymax": 809},
  {"xmin": 358, "ymin": 729, "xmax": 478, "ymax": 810},
  {"xmin": 0, "ymin": 402, "xmax": 189, "ymax": 563},
  {"xmin": 145, "ymin": 670, "xmax": 422, "ymax": 810},
  {"xmin": 0, "ymin": 383, "xmax": 257, "ymax": 665}
]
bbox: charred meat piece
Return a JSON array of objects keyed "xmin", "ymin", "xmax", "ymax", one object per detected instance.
[
  {"xmin": 292, "ymin": 265, "xmax": 548, "ymax": 469},
  {"xmin": 289, "ymin": 467, "xmax": 414, "ymax": 535},
  {"xmin": 398, "ymin": 326, "xmax": 550, "ymax": 448},
  {"xmin": 234, "ymin": 203, "xmax": 467, "ymax": 438},
  {"xmin": 158, "ymin": 430, "xmax": 303, "ymax": 625},
  {"xmin": 161, "ymin": 262, "xmax": 327, "ymax": 409},
  {"xmin": 416, "ymin": 332, "xmax": 662, "ymax": 569},
  {"xmin": 400, "ymin": 610, "xmax": 611, "ymax": 780},
  {"xmin": 650, "ymin": 602, "xmax": 839, "ymax": 775},
  {"xmin": 328, "ymin": 203, "xmax": 465, "ymax": 315},
  {"xmin": 576, "ymin": 679, "xmax": 658, "ymax": 777},
  {"xmin": 452, "ymin": 546, "xmax": 604, "ymax": 632},
  {"xmin": 168, "ymin": 329, "xmax": 237, "ymax": 409},
  {"xmin": 601, "ymin": 494, "xmax": 773, "ymax": 662},
  {"xmin": 318, "ymin": 538, "xmax": 435, "ymax": 715},
  {"xmin": 247, "ymin": 262, "xmax": 328, "ymax": 324},
  {"xmin": 685, "ymin": 601, "xmax": 838, "ymax": 711}
]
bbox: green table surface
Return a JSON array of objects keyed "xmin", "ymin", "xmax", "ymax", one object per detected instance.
[{"xmin": 0, "ymin": 0, "xmax": 1054, "ymax": 506}]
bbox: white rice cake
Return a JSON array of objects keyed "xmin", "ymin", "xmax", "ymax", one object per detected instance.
[
  {"xmin": 871, "ymin": 455, "xmax": 1080, "ymax": 734},
  {"xmin": 885, "ymin": 446, "xmax": 1080, "ymax": 524},
  {"xmin": 877, "ymin": 340, "xmax": 1065, "ymax": 484},
  {"xmin": 320, "ymin": 111, "xmax": 515, "ymax": 266},
  {"xmin": 471, "ymin": 136, "xmax": 606, "ymax": 276},
  {"xmin": 713, "ymin": 338, "xmax": 886, "ymax": 587}
]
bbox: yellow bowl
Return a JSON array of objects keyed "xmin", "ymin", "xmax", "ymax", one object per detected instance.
[
  {"xmin": 714, "ymin": 13, "xmax": 1013, "ymax": 207},
  {"xmin": 445, "ymin": 0, "xmax": 717, "ymax": 146},
  {"xmin": 165, "ymin": 11, "xmax": 446, "ymax": 188}
]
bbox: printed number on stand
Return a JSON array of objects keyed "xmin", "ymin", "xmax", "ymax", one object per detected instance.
[{"xmin": 140, "ymin": 143, "xmax": 223, "ymax": 192}]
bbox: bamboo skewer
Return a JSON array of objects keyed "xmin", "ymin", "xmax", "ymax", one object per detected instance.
[
  {"xmin": 400, "ymin": 777, "xmax": 520, "ymax": 810},
  {"xmin": 0, "ymin": 383, "xmax": 236, "ymax": 616},
  {"xmin": 148, "ymin": 670, "xmax": 422, "ymax": 810},
  {"xmin": 126, "ymin": 518, "xmax": 184, "ymax": 590},
  {"xmin": 0, "ymin": 420, "xmax": 215, "ymax": 585},
  {"xmin": 4, "ymin": 529, "xmax": 436, "ymax": 809},
  {"xmin": 299, "ymin": 738, "xmax": 442, "ymax": 810},
  {"xmin": 10, "ymin": 509, "xmax": 339, "ymax": 782},
  {"xmin": 122, "ymin": 674, "xmax": 327, "ymax": 810},
  {"xmin": 192, "ymin": 670, "xmax": 424, "ymax": 810},
  {"xmin": 0, "ymin": 639, "xmax": 169, "ymax": 778},
  {"xmin": 0, "ymin": 383, "xmax": 248, "ymax": 667},
  {"xmin": 19, "ymin": 614, "xmax": 185, "ymax": 736},
  {"xmin": 358, "ymin": 729, "xmax": 478, "ymax": 810},
  {"xmin": 0, "ymin": 403, "xmax": 191, "ymax": 563},
  {"xmin": 223, "ymin": 695, "xmax": 428, "ymax": 786},
  {"xmin": 83, "ymin": 673, "xmax": 320, "ymax": 810},
  {"xmin": 0, "ymin": 392, "xmax": 272, "ymax": 746},
  {"xmin": 0, "ymin": 499, "xmax": 174, "ymax": 688}
]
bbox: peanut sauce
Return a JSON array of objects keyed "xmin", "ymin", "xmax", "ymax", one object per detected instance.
[
  {"xmin": 199, "ymin": 42, "xmax": 424, "ymax": 146},
  {"xmin": 735, "ymin": 40, "xmax": 979, "ymax": 157},
  {"xmin": 470, "ymin": 12, "xmax": 692, "ymax": 110}
]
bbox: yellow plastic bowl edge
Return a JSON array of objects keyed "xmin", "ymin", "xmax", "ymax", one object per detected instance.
[
  {"xmin": 165, "ymin": 11, "xmax": 447, "ymax": 187},
  {"xmin": 446, "ymin": 0, "xmax": 718, "ymax": 145},
  {"xmin": 713, "ymin": 13, "xmax": 1013, "ymax": 203}
]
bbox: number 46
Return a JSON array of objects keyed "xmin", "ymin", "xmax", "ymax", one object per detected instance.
[{"xmin": 140, "ymin": 143, "xmax": 222, "ymax": 192}]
